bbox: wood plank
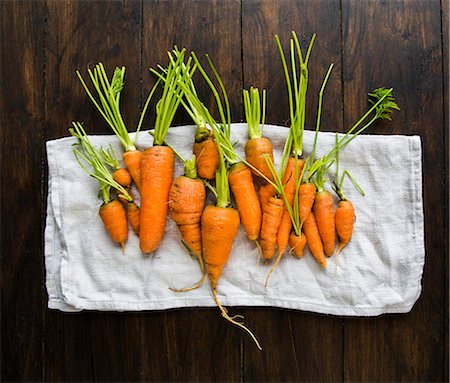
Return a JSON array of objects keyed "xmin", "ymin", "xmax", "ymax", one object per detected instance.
[
  {"xmin": 141, "ymin": 1, "xmax": 243, "ymax": 381},
  {"xmin": 342, "ymin": 1, "xmax": 445, "ymax": 381},
  {"xmin": 0, "ymin": 1, "xmax": 45, "ymax": 381},
  {"xmin": 44, "ymin": 1, "xmax": 142, "ymax": 381},
  {"xmin": 242, "ymin": 1, "xmax": 343, "ymax": 381},
  {"xmin": 442, "ymin": 0, "xmax": 449, "ymax": 381}
]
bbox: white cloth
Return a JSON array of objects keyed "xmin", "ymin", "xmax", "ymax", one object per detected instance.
[{"xmin": 45, "ymin": 124, "xmax": 425, "ymax": 316}]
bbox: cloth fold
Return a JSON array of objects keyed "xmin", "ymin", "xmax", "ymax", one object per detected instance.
[{"xmin": 45, "ymin": 124, "xmax": 425, "ymax": 315}]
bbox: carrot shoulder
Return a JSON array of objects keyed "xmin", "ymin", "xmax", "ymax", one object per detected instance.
[
  {"xmin": 228, "ymin": 162, "xmax": 262, "ymax": 241},
  {"xmin": 139, "ymin": 145, "xmax": 174, "ymax": 254}
]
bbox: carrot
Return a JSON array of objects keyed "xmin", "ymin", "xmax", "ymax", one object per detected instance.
[
  {"xmin": 303, "ymin": 213, "xmax": 326, "ymax": 268},
  {"xmin": 169, "ymin": 157, "xmax": 206, "ymax": 258},
  {"xmin": 245, "ymin": 137, "xmax": 274, "ymax": 181},
  {"xmin": 140, "ymin": 145, "xmax": 174, "ymax": 253},
  {"xmin": 193, "ymin": 127, "xmax": 219, "ymax": 180},
  {"xmin": 122, "ymin": 151, "xmax": 141, "ymax": 189},
  {"xmin": 181, "ymin": 51, "xmax": 262, "ymax": 350},
  {"xmin": 243, "ymin": 86, "xmax": 274, "ymax": 181},
  {"xmin": 113, "ymin": 167, "xmax": 132, "ymax": 188},
  {"xmin": 276, "ymin": 157, "xmax": 304, "ymax": 256},
  {"xmin": 289, "ymin": 232, "xmax": 307, "ymax": 258},
  {"xmin": 140, "ymin": 50, "xmax": 188, "ymax": 254},
  {"xmin": 100, "ymin": 199, "xmax": 128, "ymax": 247},
  {"xmin": 228, "ymin": 162, "xmax": 262, "ymax": 241},
  {"xmin": 77, "ymin": 63, "xmax": 160, "ymax": 192},
  {"xmin": 126, "ymin": 201, "xmax": 140, "ymax": 235},
  {"xmin": 70, "ymin": 122, "xmax": 133, "ymax": 251},
  {"xmin": 260, "ymin": 196, "xmax": 285, "ymax": 260},
  {"xmin": 259, "ymin": 182, "xmax": 276, "ymax": 210},
  {"xmin": 335, "ymin": 199, "xmax": 354, "ymax": 255},
  {"xmin": 298, "ymin": 182, "xmax": 316, "ymax": 224},
  {"xmin": 313, "ymin": 190, "xmax": 335, "ymax": 257}
]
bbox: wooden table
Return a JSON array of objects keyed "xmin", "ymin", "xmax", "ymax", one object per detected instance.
[{"xmin": 1, "ymin": 1, "xmax": 448, "ymax": 381}]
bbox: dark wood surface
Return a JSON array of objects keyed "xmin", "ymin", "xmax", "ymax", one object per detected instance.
[{"xmin": 1, "ymin": 0, "xmax": 448, "ymax": 381}]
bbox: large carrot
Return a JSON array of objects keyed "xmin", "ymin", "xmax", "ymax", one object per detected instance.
[
  {"xmin": 77, "ymin": 63, "xmax": 159, "ymax": 191},
  {"xmin": 243, "ymin": 86, "xmax": 274, "ymax": 181},
  {"xmin": 140, "ymin": 49, "xmax": 188, "ymax": 254},
  {"xmin": 70, "ymin": 122, "xmax": 133, "ymax": 251},
  {"xmin": 168, "ymin": 153, "xmax": 206, "ymax": 292}
]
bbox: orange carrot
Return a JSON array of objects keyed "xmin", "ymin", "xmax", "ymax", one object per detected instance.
[
  {"xmin": 245, "ymin": 137, "xmax": 274, "ymax": 182},
  {"xmin": 228, "ymin": 162, "xmax": 261, "ymax": 241},
  {"xmin": 139, "ymin": 145, "xmax": 175, "ymax": 254},
  {"xmin": 303, "ymin": 213, "xmax": 326, "ymax": 268},
  {"xmin": 169, "ymin": 174, "xmax": 206, "ymax": 257},
  {"xmin": 277, "ymin": 157, "xmax": 304, "ymax": 256},
  {"xmin": 202, "ymin": 205, "xmax": 240, "ymax": 289},
  {"xmin": 113, "ymin": 167, "xmax": 132, "ymax": 188},
  {"xmin": 99, "ymin": 199, "xmax": 128, "ymax": 247},
  {"xmin": 335, "ymin": 199, "xmax": 355, "ymax": 255},
  {"xmin": 260, "ymin": 196, "xmax": 285, "ymax": 260},
  {"xmin": 289, "ymin": 232, "xmax": 307, "ymax": 258},
  {"xmin": 313, "ymin": 190, "xmax": 335, "ymax": 257},
  {"xmin": 126, "ymin": 201, "xmax": 140, "ymax": 235},
  {"xmin": 193, "ymin": 129, "xmax": 219, "ymax": 180},
  {"xmin": 299, "ymin": 182, "xmax": 316, "ymax": 224},
  {"xmin": 122, "ymin": 150, "xmax": 142, "ymax": 189},
  {"xmin": 259, "ymin": 182, "xmax": 276, "ymax": 210}
]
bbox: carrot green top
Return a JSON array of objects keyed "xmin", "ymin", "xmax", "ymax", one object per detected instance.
[
  {"xmin": 69, "ymin": 121, "xmax": 132, "ymax": 204},
  {"xmin": 77, "ymin": 63, "xmax": 159, "ymax": 153},
  {"xmin": 243, "ymin": 86, "xmax": 266, "ymax": 140}
]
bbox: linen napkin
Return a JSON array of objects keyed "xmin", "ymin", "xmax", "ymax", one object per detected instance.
[{"xmin": 45, "ymin": 124, "xmax": 425, "ymax": 315}]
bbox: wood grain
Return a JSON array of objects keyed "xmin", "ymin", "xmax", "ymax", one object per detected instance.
[
  {"xmin": 0, "ymin": 1, "xmax": 45, "ymax": 381},
  {"xmin": 44, "ymin": 1, "xmax": 142, "ymax": 381},
  {"xmin": 342, "ymin": 1, "xmax": 445, "ymax": 381},
  {"xmin": 242, "ymin": 1, "xmax": 343, "ymax": 381},
  {"xmin": 141, "ymin": 1, "xmax": 242, "ymax": 381}
]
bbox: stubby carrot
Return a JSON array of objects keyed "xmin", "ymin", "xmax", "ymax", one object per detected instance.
[
  {"xmin": 260, "ymin": 196, "xmax": 285, "ymax": 260},
  {"xmin": 193, "ymin": 128, "xmax": 219, "ymax": 180},
  {"xmin": 100, "ymin": 199, "xmax": 128, "ymax": 247},
  {"xmin": 289, "ymin": 232, "xmax": 307, "ymax": 258}
]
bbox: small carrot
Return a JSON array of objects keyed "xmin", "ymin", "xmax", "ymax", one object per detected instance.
[
  {"xmin": 260, "ymin": 196, "xmax": 285, "ymax": 260},
  {"xmin": 126, "ymin": 201, "xmax": 140, "ymax": 235},
  {"xmin": 70, "ymin": 122, "xmax": 133, "ymax": 250},
  {"xmin": 193, "ymin": 127, "xmax": 219, "ymax": 180},
  {"xmin": 100, "ymin": 199, "xmax": 128, "ymax": 246},
  {"xmin": 140, "ymin": 49, "xmax": 188, "ymax": 254},
  {"xmin": 289, "ymin": 232, "xmax": 307, "ymax": 258},
  {"xmin": 276, "ymin": 156, "xmax": 304, "ymax": 256},
  {"xmin": 259, "ymin": 182, "xmax": 276, "ymax": 210},
  {"xmin": 303, "ymin": 213, "xmax": 326, "ymax": 268},
  {"xmin": 228, "ymin": 162, "xmax": 261, "ymax": 241},
  {"xmin": 113, "ymin": 167, "xmax": 132, "ymax": 188},
  {"xmin": 313, "ymin": 190, "xmax": 336, "ymax": 257},
  {"xmin": 335, "ymin": 199, "xmax": 354, "ymax": 255},
  {"xmin": 243, "ymin": 86, "xmax": 274, "ymax": 181},
  {"xmin": 77, "ymin": 63, "xmax": 160, "ymax": 191},
  {"xmin": 298, "ymin": 182, "xmax": 316, "ymax": 224}
]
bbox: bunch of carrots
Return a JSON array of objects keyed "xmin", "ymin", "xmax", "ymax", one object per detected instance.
[{"xmin": 70, "ymin": 33, "xmax": 399, "ymax": 350}]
